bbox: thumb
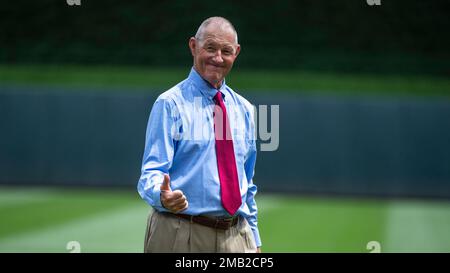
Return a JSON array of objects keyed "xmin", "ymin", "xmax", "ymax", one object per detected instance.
[{"xmin": 160, "ymin": 174, "xmax": 171, "ymax": 192}]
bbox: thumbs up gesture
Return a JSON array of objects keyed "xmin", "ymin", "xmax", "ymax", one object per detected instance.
[{"xmin": 160, "ymin": 174, "xmax": 188, "ymax": 213}]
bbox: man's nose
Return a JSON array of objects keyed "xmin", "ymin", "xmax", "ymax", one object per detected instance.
[{"xmin": 212, "ymin": 50, "xmax": 224, "ymax": 63}]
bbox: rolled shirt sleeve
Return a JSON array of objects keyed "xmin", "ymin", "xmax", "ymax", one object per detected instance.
[{"xmin": 137, "ymin": 98, "xmax": 176, "ymax": 212}]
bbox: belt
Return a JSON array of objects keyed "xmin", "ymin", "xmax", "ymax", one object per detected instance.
[{"xmin": 167, "ymin": 213, "xmax": 239, "ymax": 230}]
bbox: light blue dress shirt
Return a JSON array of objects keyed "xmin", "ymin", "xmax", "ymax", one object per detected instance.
[{"xmin": 137, "ymin": 68, "xmax": 261, "ymax": 247}]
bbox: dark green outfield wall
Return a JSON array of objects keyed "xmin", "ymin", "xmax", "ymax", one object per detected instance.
[{"xmin": 1, "ymin": 87, "xmax": 449, "ymax": 198}]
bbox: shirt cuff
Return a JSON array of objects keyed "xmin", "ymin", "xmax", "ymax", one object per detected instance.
[
  {"xmin": 251, "ymin": 227, "xmax": 262, "ymax": 248},
  {"xmin": 152, "ymin": 185, "xmax": 168, "ymax": 212}
]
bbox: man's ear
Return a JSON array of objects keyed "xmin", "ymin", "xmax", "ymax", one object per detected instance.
[
  {"xmin": 189, "ymin": 37, "xmax": 196, "ymax": 57},
  {"xmin": 234, "ymin": 44, "xmax": 241, "ymax": 58}
]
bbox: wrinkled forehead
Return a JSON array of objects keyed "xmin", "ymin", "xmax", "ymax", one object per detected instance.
[
  {"xmin": 200, "ymin": 24, "xmax": 237, "ymax": 45},
  {"xmin": 201, "ymin": 35, "xmax": 237, "ymax": 48}
]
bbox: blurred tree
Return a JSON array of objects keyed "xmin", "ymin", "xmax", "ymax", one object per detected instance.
[{"xmin": 0, "ymin": 0, "xmax": 448, "ymax": 75}]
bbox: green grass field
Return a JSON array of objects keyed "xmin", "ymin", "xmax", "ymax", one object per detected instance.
[
  {"xmin": 1, "ymin": 65, "xmax": 449, "ymax": 98},
  {"xmin": 1, "ymin": 186, "xmax": 449, "ymax": 253}
]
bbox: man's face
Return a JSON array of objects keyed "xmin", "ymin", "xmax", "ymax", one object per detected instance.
[{"xmin": 189, "ymin": 25, "xmax": 240, "ymax": 88}]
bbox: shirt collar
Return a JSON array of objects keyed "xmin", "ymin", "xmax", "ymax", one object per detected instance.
[{"xmin": 188, "ymin": 67, "xmax": 228, "ymax": 102}]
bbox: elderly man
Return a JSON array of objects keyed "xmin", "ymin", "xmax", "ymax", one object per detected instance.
[{"xmin": 137, "ymin": 17, "xmax": 261, "ymax": 253}]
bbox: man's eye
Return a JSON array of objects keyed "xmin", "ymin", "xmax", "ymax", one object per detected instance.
[{"xmin": 206, "ymin": 46, "xmax": 215, "ymax": 52}]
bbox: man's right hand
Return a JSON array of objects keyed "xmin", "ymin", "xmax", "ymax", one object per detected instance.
[{"xmin": 160, "ymin": 174, "xmax": 189, "ymax": 213}]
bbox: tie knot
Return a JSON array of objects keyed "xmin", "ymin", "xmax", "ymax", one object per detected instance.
[{"xmin": 214, "ymin": 91, "xmax": 223, "ymax": 105}]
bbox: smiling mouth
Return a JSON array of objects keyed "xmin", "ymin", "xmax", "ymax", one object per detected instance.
[{"xmin": 207, "ymin": 63, "xmax": 223, "ymax": 69}]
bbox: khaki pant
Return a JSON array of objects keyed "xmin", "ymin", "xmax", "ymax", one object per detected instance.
[{"xmin": 144, "ymin": 210, "xmax": 257, "ymax": 253}]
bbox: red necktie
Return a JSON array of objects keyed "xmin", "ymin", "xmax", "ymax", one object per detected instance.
[{"xmin": 213, "ymin": 91, "xmax": 242, "ymax": 216}]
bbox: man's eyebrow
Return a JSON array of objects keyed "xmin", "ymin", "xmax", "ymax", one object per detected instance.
[
  {"xmin": 202, "ymin": 39, "xmax": 217, "ymax": 46},
  {"xmin": 202, "ymin": 40, "xmax": 236, "ymax": 52}
]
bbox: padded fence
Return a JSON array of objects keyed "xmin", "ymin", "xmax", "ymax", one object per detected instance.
[{"xmin": 1, "ymin": 86, "xmax": 449, "ymax": 198}]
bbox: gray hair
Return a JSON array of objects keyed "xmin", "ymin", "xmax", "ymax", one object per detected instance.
[{"xmin": 194, "ymin": 16, "xmax": 238, "ymax": 44}]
